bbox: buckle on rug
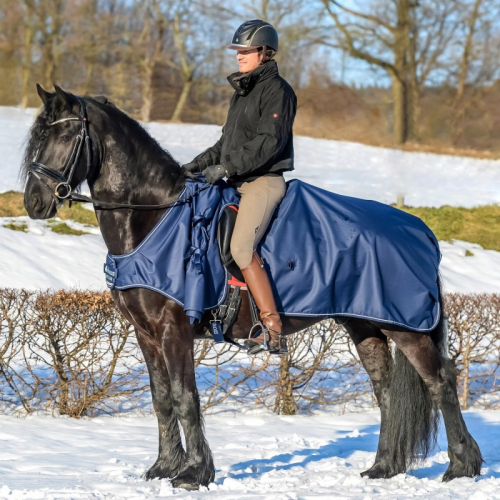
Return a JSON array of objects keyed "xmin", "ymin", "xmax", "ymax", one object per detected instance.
[{"xmin": 104, "ymin": 256, "xmax": 117, "ymax": 289}]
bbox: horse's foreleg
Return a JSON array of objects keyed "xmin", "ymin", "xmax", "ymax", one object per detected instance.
[
  {"xmin": 344, "ymin": 319, "xmax": 393, "ymax": 478},
  {"xmin": 385, "ymin": 330, "xmax": 482, "ymax": 481},
  {"xmin": 162, "ymin": 330, "xmax": 214, "ymax": 490},
  {"xmin": 136, "ymin": 329, "xmax": 185, "ymax": 480}
]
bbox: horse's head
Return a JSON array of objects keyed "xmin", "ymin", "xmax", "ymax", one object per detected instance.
[{"xmin": 22, "ymin": 84, "xmax": 97, "ymax": 219}]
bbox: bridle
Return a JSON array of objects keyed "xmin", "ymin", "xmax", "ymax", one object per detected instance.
[
  {"xmin": 28, "ymin": 96, "xmax": 92, "ymax": 205},
  {"xmin": 27, "ymin": 95, "xmax": 203, "ymax": 211}
]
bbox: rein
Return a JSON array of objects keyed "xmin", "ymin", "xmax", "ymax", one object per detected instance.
[{"xmin": 27, "ymin": 95, "xmax": 202, "ymax": 211}]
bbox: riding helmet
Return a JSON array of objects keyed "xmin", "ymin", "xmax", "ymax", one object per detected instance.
[{"xmin": 228, "ymin": 20, "xmax": 279, "ymax": 53}]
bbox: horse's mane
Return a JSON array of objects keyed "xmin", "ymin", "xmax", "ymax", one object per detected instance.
[{"xmin": 20, "ymin": 93, "xmax": 179, "ymax": 184}]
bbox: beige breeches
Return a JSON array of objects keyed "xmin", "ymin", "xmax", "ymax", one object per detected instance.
[{"xmin": 230, "ymin": 175, "xmax": 286, "ymax": 269}]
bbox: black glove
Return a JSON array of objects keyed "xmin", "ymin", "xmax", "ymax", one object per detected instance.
[
  {"xmin": 202, "ymin": 164, "xmax": 227, "ymax": 184},
  {"xmin": 182, "ymin": 161, "xmax": 201, "ymax": 174}
]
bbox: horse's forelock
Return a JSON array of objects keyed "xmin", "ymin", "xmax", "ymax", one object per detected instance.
[
  {"xmin": 20, "ymin": 105, "xmax": 50, "ymax": 184},
  {"xmin": 19, "ymin": 95, "xmax": 76, "ymax": 184}
]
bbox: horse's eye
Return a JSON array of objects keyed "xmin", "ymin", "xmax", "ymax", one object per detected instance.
[{"xmin": 60, "ymin": 135, "xmax": 72, "ymax": 143}]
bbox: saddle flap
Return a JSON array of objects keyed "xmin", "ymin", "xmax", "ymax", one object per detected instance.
[{"xmin": 217, "ymin": 205, "xmax": 245, "ymax": 283}]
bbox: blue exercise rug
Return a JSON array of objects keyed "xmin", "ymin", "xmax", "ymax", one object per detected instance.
[{"xmin": 104, "ymin": 178, "xmax": 441, "ymax": 331}]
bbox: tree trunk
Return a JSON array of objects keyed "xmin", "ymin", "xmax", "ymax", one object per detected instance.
[
  {"xmin": 170, "ymin": 79, "xmax": 192, "ymax": 122},
  {"xmin": 83, "ymin": 62, "xmax": 94, "ymax": 95},
  {"xmin": 392, "ymin": 75, "xmax": 407, "ymax": 144},
  {"xmin": 140, "ymin": 57, "xmax": 154, "ymax": 122},
  {"xmin": 392, "ymin": 0, "xmax": 414, "ymax": 144},
  {"xmin": 274, "ymin": 355, "xmax": 296, "ymax": 415},
  {"xmin": 21, "ymin": 13, "xmax": 33, "ymax": 108},
  {"xmin": 44, "ymin": 35, "xmax": 55, "ymax": 88},
  {"xmin": 139, "ymin": 6, "xmax": 164, "ymax": 123}
]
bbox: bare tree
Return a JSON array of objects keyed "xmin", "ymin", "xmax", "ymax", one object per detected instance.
[
  {"xmin": 321, "ymin": 0, "xmax": 460, "ymax": 144},
  {"xmin": 450, "ymin": 0, "xmax": 500, "ymax": 145}
]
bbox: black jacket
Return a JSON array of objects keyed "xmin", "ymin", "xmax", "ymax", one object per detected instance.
[{"xmin": 192, "ymin": 60, "xmax": 297, "ymax": 182}]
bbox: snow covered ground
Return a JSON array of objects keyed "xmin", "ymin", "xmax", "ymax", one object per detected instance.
[
  {"xmin": 2, "ymin": 105, "xmax": 500, "ymax": 498},
  {"xmin": 1, "ymin": 410, "xmax": 500, "ymax": 499}
]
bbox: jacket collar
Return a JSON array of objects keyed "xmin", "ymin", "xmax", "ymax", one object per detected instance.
[{"xmin": 227, "ymin": 60, "xmax": 279, "ymax": 96}]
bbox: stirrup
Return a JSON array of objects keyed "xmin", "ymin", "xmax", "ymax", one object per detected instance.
[{"xmin": 244, "ymin": 323, "xmax": 288, "ymax": 356}]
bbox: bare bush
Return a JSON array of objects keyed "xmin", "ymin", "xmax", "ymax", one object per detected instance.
[
  {"xmin": 444, "ymin": 293, "xmax": 500, "ymax": 409},
  {"xmin": 1, "ymin": 289, "xmax": 499, "ymax": 417},
  {"xmin": 0, "ymin": 289, "xmax": 148, "ymax": 417}
]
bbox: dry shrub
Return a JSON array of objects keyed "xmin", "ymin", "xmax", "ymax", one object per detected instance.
[
  {"xmin": 0, "ymin": 289, "xmax": 148, "ymax": 417},
  {"xmin": 444, "ymin": 293, "xmax": 500, "ymax": 409},
  {"xmin": 1, "ymin": 289, "xmax": 500, "ymax": 417}
]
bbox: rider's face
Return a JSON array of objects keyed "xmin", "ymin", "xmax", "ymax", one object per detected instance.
[{"xmin": 236, "ymin": 48, "xmax": 263, "ymax": 73}]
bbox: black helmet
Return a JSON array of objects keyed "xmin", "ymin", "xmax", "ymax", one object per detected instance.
[{"xmin": 228, "ymin": 19, "xmax": 278, "ymax": 53}]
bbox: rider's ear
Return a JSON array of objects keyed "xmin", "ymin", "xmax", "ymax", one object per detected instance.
[
  {"xmin": 36, "ymin": 83, "xmax": 52, "ymax": 105},
  {"xmin": 53, "ymin": 84, "xmax": 75, "ymax": 110}
]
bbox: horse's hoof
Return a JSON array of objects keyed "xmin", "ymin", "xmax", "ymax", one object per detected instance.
[
  {"xmin": 170, "ymin": 465, "xmax": 214, "ymax": 490},
  {"xmin": 442, "ymin": 465, "xmax": 480, "ymax": 482},
  {"xmin": 360, "ymin": 463, "xmax": 399, "ymax": 479},
  {"xmin": 143, "ymin": 458, "xmax": 180, "ymax": 481},
  {"xmin": 172, "ymin": 480, "xmax": 200, "ymax": 491},
  {"xmin": 443, "ymin": 468, "xmax": 464, "ymax": 482},
  {"xmin": 443, "ymin": 441, "xmax": 482, "ymax": 482}
]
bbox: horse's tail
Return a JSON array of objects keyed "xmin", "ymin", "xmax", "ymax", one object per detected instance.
[{"xmin": 386, "ymin": 277, "xmax": 444, "ymax": 474}]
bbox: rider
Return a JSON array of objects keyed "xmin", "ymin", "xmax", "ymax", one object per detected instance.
[{"xmin": 182, "ymin": 20, "xmax": 297, "ymax": 355}]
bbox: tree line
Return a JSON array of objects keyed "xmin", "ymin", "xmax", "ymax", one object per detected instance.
[{"xmin": 1, "ymin": 0, "xmax": 499, "ymax": 151}]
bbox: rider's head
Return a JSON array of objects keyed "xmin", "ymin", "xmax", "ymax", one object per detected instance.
[{"xmin": 228, "ymin": 20, "xmax": 278, "ymax": 73}]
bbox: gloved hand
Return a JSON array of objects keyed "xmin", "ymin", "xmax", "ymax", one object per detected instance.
[
  {"xmin": 182, "ymin": 161, "xmax": 201, "ymax": 174},
  {"xmin": 202, "ymin": 164, "xmax": 227, "ymax": 184}
]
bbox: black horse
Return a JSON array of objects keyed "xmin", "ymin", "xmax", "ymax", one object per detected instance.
[{"xmin": 21, "ymin": 85, "xmax": 482, "ymax": 490}]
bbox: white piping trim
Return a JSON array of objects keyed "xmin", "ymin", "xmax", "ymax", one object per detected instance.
[
  {"xmin": 277, "ymin": 301, "xmax": 441, "ymax": 333},
  {"xmin": 113, "ymin": 278, "xmax": 229, "ymax": 312}
]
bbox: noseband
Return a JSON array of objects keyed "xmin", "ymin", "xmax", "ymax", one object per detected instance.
[{"xmin": 28, "ymin": 96, "xmax": 92, "ymax": 205}]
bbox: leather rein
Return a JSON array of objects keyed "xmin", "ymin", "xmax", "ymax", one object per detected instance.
[{"xmin": 27, "ymin": 95, "xmax": 198, "ymax": 211}]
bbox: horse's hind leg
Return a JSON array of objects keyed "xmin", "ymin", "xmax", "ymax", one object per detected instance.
[
  {"xmin": 343, "ymin": 319, "xmax": 393, "ymax": 478},
  {"xmin": 162, "ymin": 322, "xmax": 214, "ymax": 490},
  {"xmin": 384, "ymin": 329, "xmax": 482, "ymax": 481},
  {"xmin": 135, "ymin": 328, "xmax": 185, "ymax": 480}
]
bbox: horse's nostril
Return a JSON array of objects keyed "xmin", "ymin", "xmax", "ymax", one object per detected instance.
[{"xmin": 32, "ymin": 195, "xmax": 41, "ymax": 210}]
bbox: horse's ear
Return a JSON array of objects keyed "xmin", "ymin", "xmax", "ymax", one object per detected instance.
[
  {"xmin": 36, "ymin": 83, "xmax": 52, "ymax": 105},
  {"xmin": 53, "ymin": 84, "xmax": 74, "ymax": 109}
]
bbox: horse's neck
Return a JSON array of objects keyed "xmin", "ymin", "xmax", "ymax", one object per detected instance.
[{"xmin": 90, "ymin": 133, "xmax": 184, "ymax": 255}]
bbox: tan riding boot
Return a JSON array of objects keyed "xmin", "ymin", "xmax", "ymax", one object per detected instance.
[{"xmin": 240, "ymin": 252, "xmax": 287, "ymax": 355}]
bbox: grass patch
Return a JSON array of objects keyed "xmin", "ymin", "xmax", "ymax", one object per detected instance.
[
  {"xmin": 0, "ymin": 191, "xmax": 98, "ymax": 226},
  {"xmin": 401, "ymin": 205, "xmax": 500, "ymax": 252},
  {"xmin": 4, "ymin": 222, "xmax": 28, "ymax": 232},
  {"xmin": 57, "ymin": 203, "xmax": 98, "ymax": 226},
  {"xmin": 3, "ymin": 191, "xmax": 500, "ymax": 250},
  {"xmin": 48, "ymin": 221, "xmax": 87, "ymax": 236},
  {"xmin": 0, "ymin": 191, "xmax": 27, "ymax": 217}
]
